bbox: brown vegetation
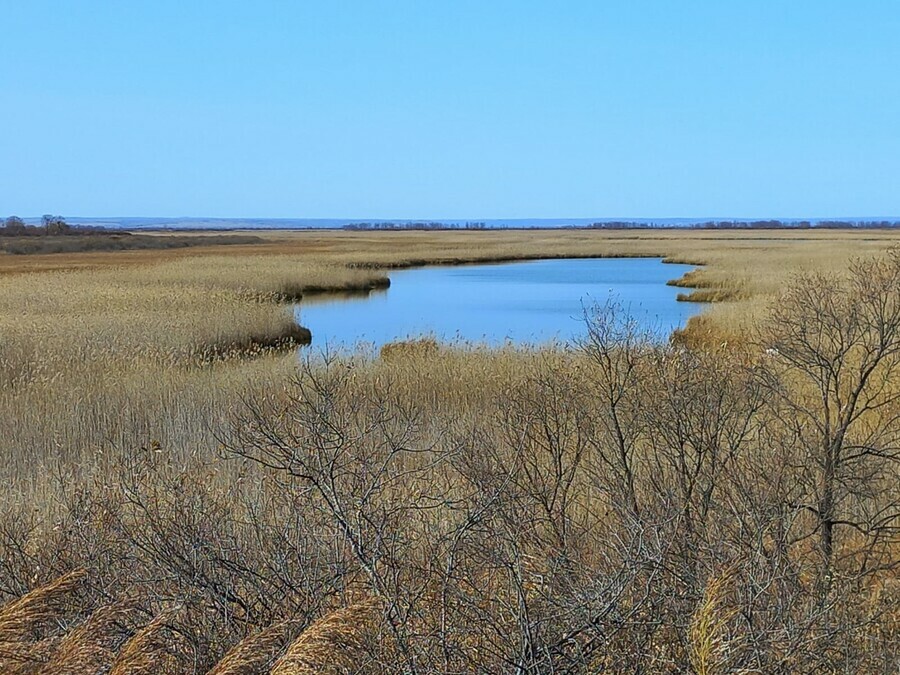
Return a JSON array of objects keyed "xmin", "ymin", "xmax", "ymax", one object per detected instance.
[
  {"xmin": 0, "ymin": 233, "xmax": 266, "ymax": 256},
  {"xmin": 0, "ymin": 215, "xmax": 265, "ymax": 255},
  {"xmin": 208, "ymin": 621, "xmax": 299, "ymax": 675},
  {"xmin": 0, "ymin": 231, "xmax": 898, "ymax": 671},
  {"xmin": 270, "ymin": 600, "xmax": 383, "ymax": 675}
]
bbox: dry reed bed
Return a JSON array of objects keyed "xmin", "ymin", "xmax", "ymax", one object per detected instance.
[
  {"xmin": 2, "ymin": 341, "xmax": 899, "ymax": 671},
  {"xmin": 1, "ymin": 338, "xmax": 896, "ymax": 671},
  {"xmin": 0, "ymin": 254, "xmax": 386, "ymax": 496},
  {"xmin": 2, "ymin": 229, "xmax": 896, "ymax": 368},
  {"xmin": 1, "ymin": 230, "xmax": 899, "ymax": 672},
  {"xmin": 2, "ymin": 230, "xmax": 897, "ymax": 517},
  {"xmin": 0, "ymin": 257, "xmax": 388, "ymax": 380}
]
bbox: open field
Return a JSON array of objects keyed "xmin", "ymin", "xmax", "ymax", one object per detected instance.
[{"xmin": 1, "ymin": 229, "xmax": 898, "ymax": 672}]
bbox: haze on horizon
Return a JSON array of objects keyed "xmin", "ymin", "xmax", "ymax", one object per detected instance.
[{"xmin": 2, "ymin": 1, "xmax": 899, "ymax": 220}]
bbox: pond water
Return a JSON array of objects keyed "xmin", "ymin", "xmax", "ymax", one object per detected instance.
[{"xmin": 295, "ymin": 258, "xmax": 702, "ymax": 350}]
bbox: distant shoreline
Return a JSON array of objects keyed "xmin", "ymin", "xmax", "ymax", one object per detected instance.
[{"xmin": 13, "ymin": 216, "xmax": 900, "ymax": 232}]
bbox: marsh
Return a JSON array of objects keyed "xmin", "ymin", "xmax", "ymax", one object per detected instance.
[{"xmin": 296, "ymin": 258, "xmax": 701, "ymax": 349}]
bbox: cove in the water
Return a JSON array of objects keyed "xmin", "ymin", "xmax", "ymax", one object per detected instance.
[{"xmin": 295, "ymin": 258, "xmax": 702, "ymax": 350}]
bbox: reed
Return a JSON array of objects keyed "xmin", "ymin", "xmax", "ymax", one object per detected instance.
[
  {"xmin": 0, "ymin": 570, "xmax": 86, "ymax": 644},
  {"xmin": 0, "ymin": 570, "xmax": 86, "ymax": 675},
  {"xmin": 207, "ymin": 621, "xmax": 298, "ymax": 675},
  {"xmin": 108, "ymin": 608, "xmax": 192, "ymax": 675},
  {"xmin": 688, "ymin": 568, "xmax": 739, "ymax": 675},
  {"xmin": 38, "ymin": 603, "xmax": 141, "ymax": 675},
  {"xmin": 270, "ymin": 599, "xmax": 382, "ymax": 675},
  {"xmin": 0, "ymin": 637, "xmax": 59, "ymax": 675},
  {"xmin": 0, "ymin": 230, "xmax": 897, "ymax": 671}
]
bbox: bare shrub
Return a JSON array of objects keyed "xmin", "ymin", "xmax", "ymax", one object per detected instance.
[{"xmin": 758, "ymin": 251, "xmax": 900, "ymax": 577}]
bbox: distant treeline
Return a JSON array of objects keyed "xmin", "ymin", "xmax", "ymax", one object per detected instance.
[
  {"xmin": 0, "ymin": 215, "xmax": 263, "ymax": 255},
  {"xmin": 1, "ymin": 215, "xmax": 105, "ymax": 236},
  {"xmin": 586, "ymin": 219, "xmax": 900, "ymax": 230},
  {"xmin": 8, "ymin": 215, "xmax": 900, "ymax": 234},
  {"xmin": 346, "ymin": 219, "xmax": 900, "ymax": 231},
  {"xmin": 344, "ymin": 221, "xmax": 488, "ymax": 230}
]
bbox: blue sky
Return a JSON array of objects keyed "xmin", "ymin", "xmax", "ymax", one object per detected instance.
[{"xmin": 2, "ymin": 1, "xmax": 899, "ymax": 219}]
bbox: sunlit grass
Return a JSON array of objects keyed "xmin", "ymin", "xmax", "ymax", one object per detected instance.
[{"xmin": 1, "ymin": 228, "xmax": 897, "ymax": 492}]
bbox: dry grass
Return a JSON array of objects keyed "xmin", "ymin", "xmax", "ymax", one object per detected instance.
[
  {"xmin": 0, "ymin": 232, "xmax": 264, "ymax": 256},
  {"xmin": 38, "ymin": 603, "xmax": 142, "ymax": 675},
  {"xmin": 0, "ymin": 253, "xmax": 389, "ymax": 498},
  {"xmin": 379, "ymin": 336, "xmax": 440, "ymax": 361},
  {"xmin": 2, "ymin": 228, "xmax": 896, "ymax": 522},
  {"xmin": 688, "ymin": 568, "xmax": 740, "ymax": 675},
  {"xmin": 0, "ymin": 256, "xmax": 387, "ymax": 381},
  {"xmin": 0, "ymin": 638, "xmax": 59, "ymax": 675},
  {"xmin": 0, "ymin": 229, "xmax": 898, "ymax": 671},
  {"xmin": 207, "ymin": 621, "xmax": 298, "ymax": 675},
  {"xmin": 0, "ymin": 570, "xmax": 87, "ymax": 674},
  {"xmin": 271, "ymin": 599, "xmax": 383, "ymax": 675},
  {"xmin": 0, "ymin": 569, "xmax": 86, "ymax": 644},
  {"xmin": 2, "ymin": 229, "xmax": 896, "ymax": 362},
  {"xmin": 108, "ymin": 608, "xmax": 193, "ymax": 675}
]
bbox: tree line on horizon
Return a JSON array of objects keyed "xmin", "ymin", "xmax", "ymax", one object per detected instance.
[
  {"xmin": 6, "ymin": 215, "xmax": 900, "ymax": 234},
  {"xmin": 343, "ymin": 221, "xmax": 489, "ymax": 230},
  {"xmin": 588, "ymin": 219, "xmax": 900, "ymax": 229},
  {"xmin": 0, "ymin": 214, "xmax": 100, "ymax": 237},
  {"xmin": 345, "ymin": 219, "xmax": 900, "ymax": 231}
]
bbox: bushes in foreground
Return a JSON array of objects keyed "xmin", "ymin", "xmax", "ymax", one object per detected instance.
[{"xmin": 0, "ymin": 255, "xmax": 898, "ymax": 673}]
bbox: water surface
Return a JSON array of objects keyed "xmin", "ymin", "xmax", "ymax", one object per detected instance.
[{"xmin": 295, "ymin": 258, "xmax": 701, "ymax": 349}]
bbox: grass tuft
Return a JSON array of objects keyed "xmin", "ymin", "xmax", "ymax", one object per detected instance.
[
  {"xmin": 37, "ymin": 603, "xmax": 142, "ymax": 675},
  {"xmin": 379, "ymin": 336, "xmax": 440, "ymax": 361},
  {"xmin": 271, "ymin": 599, "xmax": 382, "ymax": 675},
  {"xmin": 207, "ymin": 620, "xmax": 299, "ymax": 675},
  {"xmin": 688, "ymin": 568, "xmax": 739, "ymax": 675},
  {"xmin": 0, "ymin": 569, "xmax": 87, "ymax": 674},
  {"xmin": 0, "ymin": 569, "xmax": 86, "ymax": 644},
  {"xmin": 108, "ymin": 608, "xmax": 193, "ymax": 675}
]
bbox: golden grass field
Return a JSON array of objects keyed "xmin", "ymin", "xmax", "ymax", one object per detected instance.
[
  {"xmin": 3, "ymin": 227, "xmax": 899, "ymax": 491},
  {"xmin": 1, "ymin": 228, "xmax": 898, "ymax": 672}
]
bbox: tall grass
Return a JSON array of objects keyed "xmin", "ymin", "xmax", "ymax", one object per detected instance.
[
  {"xmin": 688, "ymin": 568, "xmax": 739, "ymax": 675},
  {"xmin": 107, "ymin": 608, "xmax": 192, "ymax": 675},
  {"xmin": 38, "ymin": 603, "xmax": 142, "ymax": 674},
  {"xmin": 207, "ymin": 621, "xmax": 298, "ymax": 675},
  {"xmin": 271, "ymin": 599, "xmax": 382, "ymax": 675},
  {"xmin": 0, "ymin": 570, "xmax": 85, "ymax": 645},
  {"xmin": 0, "ymin": 570, "xmax": 86, "ymax": 674},
  {"xmin": 0, "ymin": 230, "xmax": 898, "ymax": 671}
]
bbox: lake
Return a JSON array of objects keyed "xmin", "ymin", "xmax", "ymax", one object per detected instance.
[{"xmin": 295, "ymin": 258, "xmax": 702, "ymax": 350}]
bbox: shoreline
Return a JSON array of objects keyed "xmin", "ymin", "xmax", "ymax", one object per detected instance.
[{"xmin": 290, "ymin": 256, "xmax": 706, "ymax": 349}]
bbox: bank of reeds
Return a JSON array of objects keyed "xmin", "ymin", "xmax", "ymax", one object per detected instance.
[
  {"xmin": 0, "ymin": 570, "xmax": 86, "ymax": 673},
  {"xmin": 0, "ymin": 233, "xmax": 264, "ymax": 256},
  {"xmin": 271, "ymin": 600, "xmax": 382, "ymax": 675},
  {"xmin": 207, "ymin": 621, "xmax": 298, "ymax": 675},
  {"xmin": 0, "ymin": 231, "xmax": 898, "ymax": 672},
  {"xmin": 0, "ymin": 337, "xmax": 897, "ymax": 670}
]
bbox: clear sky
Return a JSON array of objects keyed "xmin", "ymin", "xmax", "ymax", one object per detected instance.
[{"xmin": 2, "ymin": 1, "xmax": 899, "ymax": 219}]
